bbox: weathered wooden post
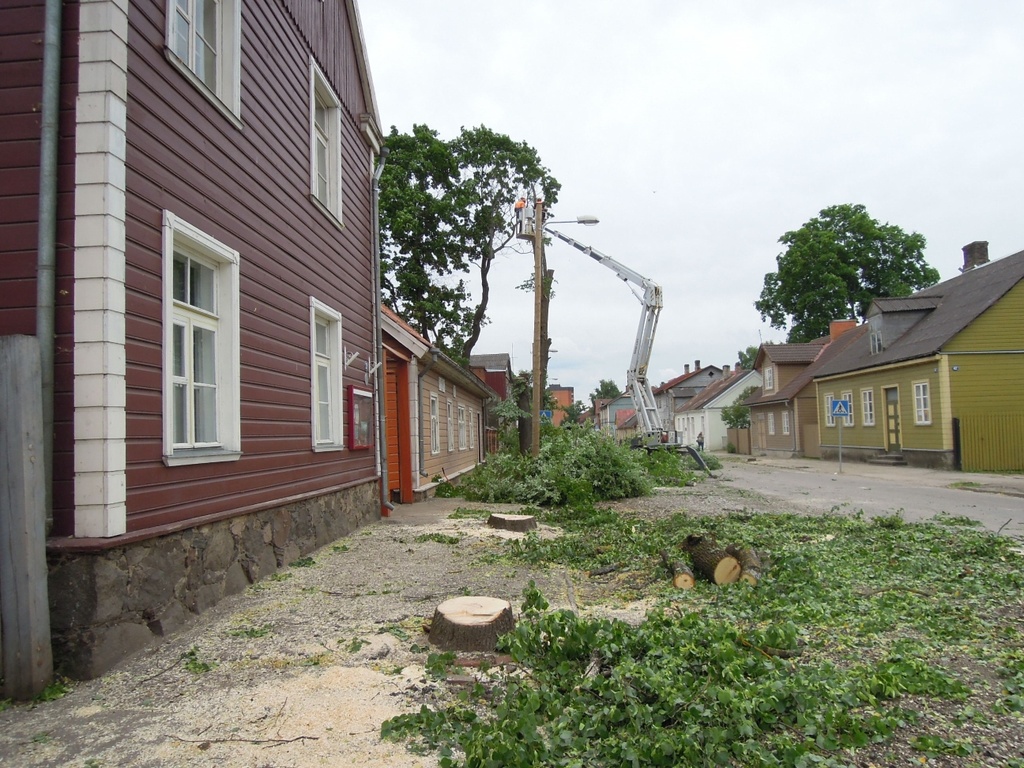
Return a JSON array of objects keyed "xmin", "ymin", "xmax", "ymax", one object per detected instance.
[{"xmin": 0, "ymin": 336, "xmax": 53, "ymax": 698}]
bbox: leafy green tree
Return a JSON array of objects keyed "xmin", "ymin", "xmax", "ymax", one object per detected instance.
[
  {"xmin": 721, "ymin": 385, "xmax": 759, "ymax": 429},
  {"xmin": 737, "ymin": 345, "xmax": 759, "ymax": 369},
  {"xmin": 562, "ymin": 399, "xmax": 587, "ymax": 425},
  {"xmin": 379, "ymin": 124, "xmax": 560, "ymax": 360},
  {"xmin": 755, "ymin": 204, "xmax": 939, "ymax": 342},
  {"xmin": 590, "ymin": 379, "xmax": 621, "ymax": 408}
]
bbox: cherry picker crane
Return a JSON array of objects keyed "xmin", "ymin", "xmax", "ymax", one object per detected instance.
[{"xmin": 544, "ymin": 226, "xmax": 664, "ymax": 442}]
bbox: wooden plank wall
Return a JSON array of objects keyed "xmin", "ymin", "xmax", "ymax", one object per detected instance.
[
  {"xmin": 0, "ymin": 0, "xmax": 80, "ymax": 531},
  {"xmin": 118, "ymin": 0, "xmax": 378, "ymax": 533},
  {"xmin": 960, "ymin": 414, "xmax": 1024, "ymax": 472}
]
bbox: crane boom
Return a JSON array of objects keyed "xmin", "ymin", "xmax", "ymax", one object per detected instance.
[{"xmin": 545, "ymin": 226, "xmax": 663, "ymax": 438}]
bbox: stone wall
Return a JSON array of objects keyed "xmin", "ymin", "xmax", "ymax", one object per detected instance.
[{"xmin": 48, "ymin": 481, "xmax": 379, "ymax": 679}]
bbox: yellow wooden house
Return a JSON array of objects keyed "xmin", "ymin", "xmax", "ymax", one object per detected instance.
[{"xmin": 813, "ymin": 243, "xmax": 1024, "ymax": 471}]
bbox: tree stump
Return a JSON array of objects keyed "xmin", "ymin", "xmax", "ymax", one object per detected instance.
[
  {"xmin": 486, "ymin": 513, "xmax": 537, "ymax": 533},
  {"xmin": 726, "ymin": 545, "xmax": 763, "ymax": 586},
  {"xmin": 683, "ymin": 535, "xmax": 741, "ymax": 585},
  {"xmin": 659, "ymin": 549, "xmax": 695, "ymax": 589},
  {"xmin": 429, "ymin": 596, "xmax": 516, "ymax": 652}
]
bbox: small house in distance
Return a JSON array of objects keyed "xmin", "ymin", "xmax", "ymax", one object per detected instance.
[{"xmin": 384, "ymin": 308, "xmax": 496, "ymax": 502}]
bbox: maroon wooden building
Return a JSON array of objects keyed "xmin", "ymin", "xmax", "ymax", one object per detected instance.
[{"xmin": 1, "ymin": 0, "xmax": 385, "ymax": 676}]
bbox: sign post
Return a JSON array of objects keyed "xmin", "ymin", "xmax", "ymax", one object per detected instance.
[{"xmin": 831, "ymin": 399, "xmax": 851, "ymax": 474}]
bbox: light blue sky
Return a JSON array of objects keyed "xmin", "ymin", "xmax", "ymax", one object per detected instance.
[{"xmin": 361, "ymin": 2, "xmax": 1024, "ymax": 402}]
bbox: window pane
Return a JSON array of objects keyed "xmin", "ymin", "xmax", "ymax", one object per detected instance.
[
  {"xmin": 194, "ymin": 386, "xmax": 218, "ymax": 442},
  {"xmin": 193, "ymin": 326, "xmax": 217, "ymax": 384},
  {"xmin": 315, "ymin": 136, "xmax": 329, "ymax": 201},
  {"xmin": 197, "ymin": 0, "xmax": 217, "ymax": 42},
  {"xmin": 173, "ymin": 253, "xmax": 188, "ymax": 302},
  {"xmin": 317, "ymin": 363, "xmax": 331, "ymax": 442},
  {"xmin": 197, "ymin": 39, "xmax": 217, "ymax": 90},
  {"xmin": 315, "ymin": 320, "xmax": 329, "ymax": 356},
  {"xmin": 172, "ymin": 323, "xmax": 185, "ymax": 377},
  {"xmin": 190, "ymin": 260, "xmax": 216, "ymax": 312},
  {"xmin": 173, "ymin": 382, "xmax": 187, "ymax": 444},
  {"xmin": 172, "ymin": 10, "xmax": 190, "ymax": 62},
  {"xmin": 315, "ymin": 103, "xmax": 328, "ymax": 132}
]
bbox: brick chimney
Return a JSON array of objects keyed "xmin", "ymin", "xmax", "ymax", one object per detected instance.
[
  {"xmin": 684, "ymin": 364, "xmax": 690, "ymax": 375},
  {"xmin": 961, "ymin": 241, "xmax": 989, "ymax": 272},
  {"xmin": 723, "ymin": 364, "xmax": 731, "ymax": 376},
  {"xmin": 694, "ymin": 359, "xmax": 701, "ymax": 371},
  {"xmin": 829, "ymin": 319, "xmax": 857, "ymax": 340}
]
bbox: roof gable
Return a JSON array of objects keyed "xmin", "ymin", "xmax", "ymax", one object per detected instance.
[{"xmin": 816, "ymin": 249, "xmax": 1024, "ymax": 377}]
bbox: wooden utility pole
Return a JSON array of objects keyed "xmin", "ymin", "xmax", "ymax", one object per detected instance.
[
  {"xmin": 0, "ymin": 335, "xmax": 53, "ymax": 699},
  {"xmin": 531, "ymin": 198, "xmax": 544, "ymax": 457}
]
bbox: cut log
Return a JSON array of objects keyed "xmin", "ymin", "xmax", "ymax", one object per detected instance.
[
  {"xmin": 687, "ymin": 538, "xmax": 741, "ymax": 585},
  {"xmin": 726, "ymin": 545, "xmax": 763, "ymax": 586},
  {"xmin": 659, "ymin": 549, "xmax": 695, "ymax": 589},
  {"xmin": 428, "ymin": 596, "xmax": 516, "ymax": 652},
  {"xmin": 486, "ymin": 513, "xmax": 537, "ymax": 533}
]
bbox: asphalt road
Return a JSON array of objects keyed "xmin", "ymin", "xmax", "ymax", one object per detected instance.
[{"xmin": 714, "ymin": 455, "xmax": 1024, "ymax": 538}]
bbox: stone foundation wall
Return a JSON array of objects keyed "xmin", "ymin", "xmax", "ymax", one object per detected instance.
[{"xmin": 48, "ymin": 481, "xmax": 379, "ymax": 679}]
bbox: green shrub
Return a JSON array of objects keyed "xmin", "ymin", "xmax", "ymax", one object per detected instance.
[{"xmin": 460, "ymin": 425, "xmax": 651, "ymax": 506}]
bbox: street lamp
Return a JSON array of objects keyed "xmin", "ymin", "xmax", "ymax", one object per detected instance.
[{"xmin": 528, "ymin": 204, "xmax": 598, "ymax": 456}]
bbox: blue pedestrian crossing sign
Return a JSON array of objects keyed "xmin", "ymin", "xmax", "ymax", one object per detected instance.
[{"xmin": 830, "ymin": 399, "xmax": 852, "ymax": 418}]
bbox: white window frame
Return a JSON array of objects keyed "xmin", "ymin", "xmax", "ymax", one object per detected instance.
[
  {"xmin": 438, "ymin": 376, "xmax": 446, "ymax": 393},
  {"xmin": 309, "ymin": 298, "xmax": 344, "ymax": 450},
  {"xmin": 869, "ymin": 329, "xmax": 884, "ymax": 355},
  {"xmin": 470, "ymin": 410, "xmax": 477, "ymax": 449},
  {"xmin": 309, "ymin": 59, "xmax": 343, "ymax": 223},
  {"xmin": 430, "ymin": 394, "xmax": 440, "ymax": 454},
  {"xmin": 781, "ymin": 410, "xmax": 790, "ymax": 435},
  {"xmin": 458, "ymin": 405, "xmax": 467, "ymax": 450},
  {"xmin": 825, "ymin": 393, "xmax": 835, "ymax": 427},
  {"xmin": 763, "ymin": 365, "xmax": 775, "ymax": 391},
  {"xmin": 914, "ymin": 381, "xmax": 932, "ymax": 425},
  {"xmin": 446, "ymin": 400, "xmax": 454, "ymax": 452},
  {"xmin": 841, "ymin": 390, "xmax": 854, "ymax": 427},
  {"xmin": 861, "ymin": 388, "xmax": 875, "ymax": 426},
  {"xmin": 165, "ymin": 0, "xmax": 242, "ymax": 123},
  {"xmin": 162, "ymin": 211, "xmax": 240, "ymax": 466},
  {"xmin": 767, "ymin": 412, "xmax": 775, "ymax": 436}
]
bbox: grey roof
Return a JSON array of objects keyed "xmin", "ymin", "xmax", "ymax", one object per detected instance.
[
  {"xmin": 469, "ymin": 353, "xmax": 512, "ymax": 372},
  {"xmin": 815, "ymin": 249, "xmax": 1024, "ymax": 378},
  {"xmin": 748, "ymin": 326, "xmax": 867, "ymax": 406},
  {"xmin": 757, "ymin": 339, "xmax": 828, "ymax": 366},
  {"xmin": 680, "ymin": 370, "xmax": 759, "ymax": 412},
  {"xmin": 869, "ymin": 296, "xmax": 941, "ymax": 313}
]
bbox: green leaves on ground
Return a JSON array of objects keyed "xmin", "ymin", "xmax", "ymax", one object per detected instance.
[{"xmin": 384, "ymin": 509, "xmax": 1024, "ymax": 766}]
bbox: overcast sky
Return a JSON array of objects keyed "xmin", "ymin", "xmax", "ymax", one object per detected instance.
[{"xmin": 360, "ymin": 2, "xmax": 1024, "ymax": 403}]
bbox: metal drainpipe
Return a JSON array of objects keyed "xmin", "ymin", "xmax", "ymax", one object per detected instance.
[
  {"xmin": 37, "ymin": 0, "xmax": 63, "ymax": 526},
  {"xmin": 371, "ymin": 147, "xmax": 392, "ymax": 515},
  {"xmin": 417, "ymin": 348, "xmax": 440, "ymax": 477}
]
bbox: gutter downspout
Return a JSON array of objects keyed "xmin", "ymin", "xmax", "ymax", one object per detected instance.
[
  {"xmin": 417, "ymin": 348, "xmax": 440, "ymax": 477},
  {"xmin": 372, "ymin": 147, "xmax": 393, "ymax": 516},
  {"xmin": 37, "ymin": 0, "xmax": 63, "ymax": 526}
]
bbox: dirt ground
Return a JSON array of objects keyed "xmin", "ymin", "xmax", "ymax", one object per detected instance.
[{"xmin": 1, "ymin": 457, "xmax": 1022, "ymax": 767}]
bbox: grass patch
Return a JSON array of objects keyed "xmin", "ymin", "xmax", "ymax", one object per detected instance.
[{"xmin": 415, "ymin": 532, "xmax": 462, "ymax": 545}]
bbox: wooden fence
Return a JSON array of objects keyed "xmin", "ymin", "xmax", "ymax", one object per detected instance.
[{"xmin": 958, "ymin": 413, "xmax": 1024, "ymax": 472}]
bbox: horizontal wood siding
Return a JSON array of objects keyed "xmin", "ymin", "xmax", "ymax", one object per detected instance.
[
  {"xmin": 960, "ymin": 414, "xmax": 1024, "ymax": 472},
  {"xmin": 945, "ymin": 281, "xmax": 1024, "ymax": 353},
  {"xmin": 818, "ymin": 361, "xmax": 949, "ymax": 451},
  {"xmin": 1, "ymin": 0, "xmax": 80, "ymax": 532},
  {"xmin": 420, "ymin": 371, "xmax": 484, "ymax": 483},
  {"xmin": 122, "ymin": 0, "xmax": 378, "ymax": 532},
  {"xmin": 948, "ymin": 351, "xmax": 1024, "ymax": 414}
]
